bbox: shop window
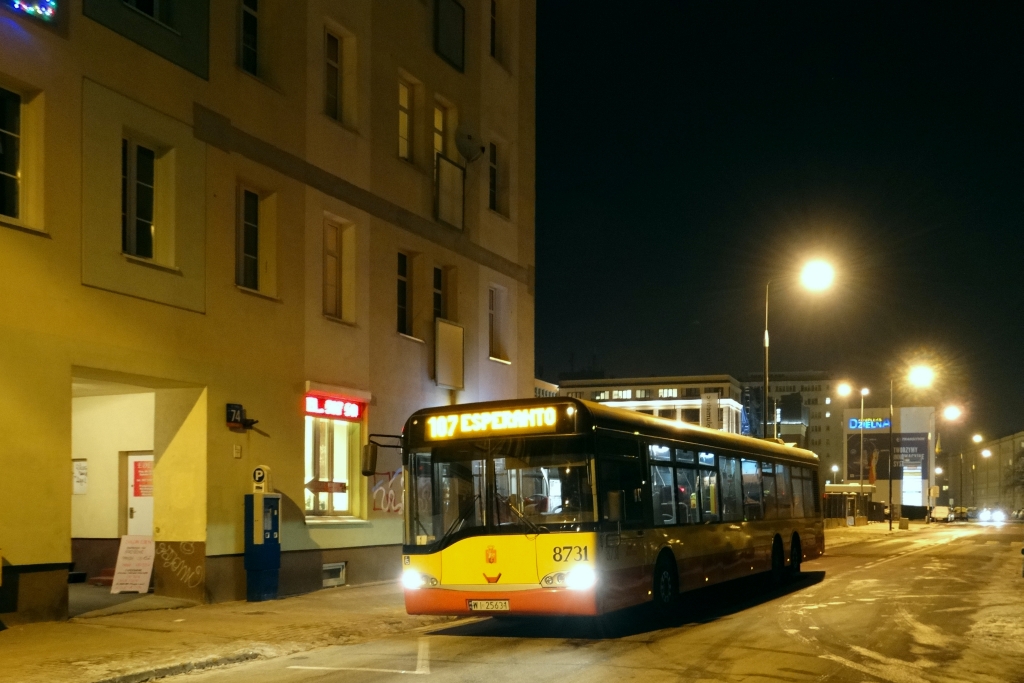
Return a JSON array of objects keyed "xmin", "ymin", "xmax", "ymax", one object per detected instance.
[{"xmin": 304, "ymin": 415, "xmax": 361, "ymax": 516}]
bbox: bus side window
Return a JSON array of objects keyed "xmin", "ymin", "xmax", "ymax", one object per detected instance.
[
  {"xmin": 741, "ymin": 459, "xmax": 763, "ymax": 521},
  {"xmin": 720, "ymin": 457, "xmax": 743, "ymax": 522},
  {"xmin": 700, "ymin": 469, "xmax": 719, "ymax": 523},
  {"xmin": 776, "ymin": 464, "xmax": 793, "ymax": 519},
  {"xmin": 650, "ymin": 464, "xmax": 676, "ymax": 525},
  {"xmin": 676, "ymin": 467, "xmax": 699, "ymax": 524},
  {"xmin": 762, "ymin": 461, "xmax": 778, "ymax": 520},
  {"xmin": 792, "ymin": 467, "xmax": 805, "ymax": 519}
]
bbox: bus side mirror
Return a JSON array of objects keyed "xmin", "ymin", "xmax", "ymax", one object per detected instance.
[
  {"xmin": 361, "ymin": 443, "xmax": 378, "ymax": 477},
  {"xmin": 605, "ymin": 490, "xmax": 622, "ymax": 522}
]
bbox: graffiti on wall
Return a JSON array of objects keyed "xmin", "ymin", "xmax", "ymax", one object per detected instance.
[
  {"xmin": 155, "ymin": 541, "xmax": 204, "ymax": 589},
  {"xmin": 372, "ymin": 467, "xmax": 404, "ymax": 514}
]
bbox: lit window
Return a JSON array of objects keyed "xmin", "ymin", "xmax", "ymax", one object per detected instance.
[
  {"xmin": 593, "ymin": 391, "xmax": 609, "ymax": 401},
  {"xmin": 241, "ymin": 0, "xmax": 258, "ymax": 75},
  {"xmin": 825, "ymin": 397, "xmax": 831, "ymax": 404},
  {"xmin": 0, "ymin": 87, "xmax": 20, "ymax": 220},
  {"xmin": 636, "ymin": 389, "xmax": 651, "ymax": 399},
  {"xmin": 611, "ymin": 389, "xmax": 631, "ymax": 400},
  {"xmin": 658, "ymin": 388, "xmax": 678, "ymax": 398},
  {"xmin": 304, "ymin": 415, "xmax": 360, "ymax": 516},
  {"xmin": 398, "ymin": 81, "xmax": 411, "ymax": 160},
  {"xmin": 121, "ymin": 138, "xmax": 155, "ymax": 259}
]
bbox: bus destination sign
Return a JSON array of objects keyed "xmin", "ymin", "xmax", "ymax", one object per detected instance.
[{"xmin": 425, "ymin": 406, "xmax": 560, "ymax": 440}]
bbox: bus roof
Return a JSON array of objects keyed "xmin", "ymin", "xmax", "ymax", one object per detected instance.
[{"xmin": 404, "ymin": 397, "xmax": 820, "ymax": 467}]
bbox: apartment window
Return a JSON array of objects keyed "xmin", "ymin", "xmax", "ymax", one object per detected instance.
[
  {"xmin": 636, "ymin": 389, "xmax": 652, "ymax": 399},
  {"xmin": 433, "ymin": 267, "xmax": 446, "ymax": 319},
  {"xmin": 433, "ymin": 104, "xmax": 447, "ymax": 164},
  {"xmin": 658, "ymin": 388, "xmax": 678, "ymax": 398},
  {"xmin": 0, "ymin": 87, "xmax": 20, "ymax": 220},
  {"xmin": 488, "ymin": 142, "xmax": 498, "ymax": 211},
  {"xmin": 489, "ymin": 0, "xmax": 497, "ymax": 58},
  {"xmin": 237, "ymin": 189, "xmax": 259, "ymax": 290},
  {"xmin": 240, "ymin": 0, "xmax": 258, "ymax": 75},
  {"xmin": 125, "ymin": 0, "xmax": 174, "ymax": 26},
  {"xmin": 398, "ymin": 252, "xmax": 411, "ymax": 335},
  {"xmin": 684, "ymin": 387, "xmax": 701, "ymax": 398},
  {"xmin": 121, "ymin": 139, "xmax": 155, "ymax": 259},
  {"xmin": 398, "ymin": 81, "xmax": 411, "ymax": 160},
  {"xmin": 304, "ymin": 415, "xmax": 360, "ymax": 516},
  {"xmin": 593, "ymin": 391, "xmax": 609, "ymax": 401},
  {"xmin": 434, "ymin": 0, "xmax": 465, "ymax": 72},
  {"xmin": 323, "ymin": 218, "xmax": 354, "ymax": 321},
  {"xmin": 325, "ymin": 31, "xmax": 341, "ymax": 119},
  {"xmin": 611, "ymin": 389, "xmax": 632, "ymax": 400},
  {"xmin": 566, "ymin": 391, "xmax": 583, "ymax": 398},
  {"xmin": 488, "ymin": 286, "xmax": 499, "ymax": 358}
]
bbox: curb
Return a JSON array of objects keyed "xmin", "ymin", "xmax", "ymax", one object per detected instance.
[{"xmin": 92, "ymin": 651, "xmax": 263, "ymax": 683}]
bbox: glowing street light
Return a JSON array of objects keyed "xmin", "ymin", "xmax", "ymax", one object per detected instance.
[
  {"xmin": 762, "ymin": 259, "xmax": 834, "ymax": 440},
  {"xmin": 936, "ymin": 467, "xmax": 943, "ymax": 475},
  {"xmin": 942, "ymin": 405, "xmax": 962, "ymax": 421},
  {"xmin": 800, "ymin": 259, "xmax": 835, "ymax": 291},
  {"xmin": 972, "ymin": 434, "xmax": 983, "ymax": 443},
  {"xmin": 908, "ymin": 365, "xmax": 934, "ymax": 388},
  {"xmin": 982, "ymin": 449, "xmax": 992, "ymax": 458},
  {"xmin": 837, "ymin": 383, "xmax": 852, "ymax": 397}
]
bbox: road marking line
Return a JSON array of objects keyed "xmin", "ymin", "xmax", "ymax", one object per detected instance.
[{"xmin": 287, "ymin": 637, "xmax": 430, "ymax": 675}]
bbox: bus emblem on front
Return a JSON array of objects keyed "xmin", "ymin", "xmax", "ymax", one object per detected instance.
[{"xmin": 485, "ymin": 546, "xmax": 497, "ymax": 564}]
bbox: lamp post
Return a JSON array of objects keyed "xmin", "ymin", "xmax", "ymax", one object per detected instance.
[
  {"xmin": 889, "ymin": 365, "xmax": 935, "ymax": 530},
  {"xmin": 831, "ymin": 463, "xmax": 839, "ymax": 484},
  {"xmin": 859, "ymin": 388, "xmax": 869, "ymax": 496},
  {"xmin": 763, "ymin": 260, "xmax": 834, "ymax": 441},
  {"xmin": 968, "ymin": 434, "xmax": 982, "ymax": 508}
]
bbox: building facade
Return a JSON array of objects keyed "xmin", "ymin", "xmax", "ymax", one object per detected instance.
[
  {"xmin": 945, "ymin": 431, "xmax": 1024, "ymax": 511},
  {"xmin": 842, "ymin": 407, "xmax": 936, "ymax": 509},
  {"xmin": 745, "ymin": 372, "xmax": 845, "ymax": 481},
  {"xmin": 0, "ymin": 0, "xmax": 536, "ymax": 623},
  {"xmin": 558, "ymin": 375, "xmax": 746, "ymax": 434}
]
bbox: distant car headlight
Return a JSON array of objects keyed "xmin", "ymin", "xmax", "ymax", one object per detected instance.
[
  {"xmin": 402, "ymin": 570, "xmax": 439, "ymax": 590},
  {"xmin": 992, "ymin": 510, "xmax": 1007, "ymax": 523},
  {"xmin": 979, "ymin": 509, "xmax": 992, "ymax": 522},
  {"xmin": 565, "ymin": 564, "xmax": 597, "ymax": 590}
]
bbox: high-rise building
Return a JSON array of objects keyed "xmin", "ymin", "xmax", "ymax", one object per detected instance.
[{"xmin": 0, "ymin": 0, "xmax": 536, "ymax": 623}]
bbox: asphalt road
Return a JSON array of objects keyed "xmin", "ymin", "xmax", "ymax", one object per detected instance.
[{"xmin": 183, "ymin": 523, "xmax": 1024, "ymax": 683}]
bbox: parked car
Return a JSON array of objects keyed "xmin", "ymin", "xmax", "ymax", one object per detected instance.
[
  {"xmin": 952, "ymin": 506, "xmax": 969, "ymax": 521},
  {"xmin": 929, "ymin": 505, "xmax": 954, "ymax": 522}
]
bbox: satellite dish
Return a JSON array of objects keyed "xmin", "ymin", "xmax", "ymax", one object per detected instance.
[{"xmin": 455, "ymin": 125, "xmax": 485, "ymax": 162}]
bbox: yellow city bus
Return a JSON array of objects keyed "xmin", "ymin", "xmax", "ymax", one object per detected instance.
[{"xmin": 400, "ymin": 397, "xmax": 823, "ymax": 617}]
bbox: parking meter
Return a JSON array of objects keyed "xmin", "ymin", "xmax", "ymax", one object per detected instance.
[{"xmin": 244, "ymin": 466, "xmax": 280, "ymax": 602}]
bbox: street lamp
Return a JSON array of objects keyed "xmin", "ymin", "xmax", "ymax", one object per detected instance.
[
  {"xmin": 942, "ymin": 405, "xmax": 962, "ymax": 421},
  {"xmin": 889, "ymin": 364, "xmax": 934, "ymax": 530},
  {"xmin": 837, "ymin": 383, "xmax": 852, "ymax": 398},
  {"xmin": 859, "ymin": 387, "xmax": 869, "ymax": 496},
  {"xmin": 936, "ymin": 467, "xmax": 943, "ymax": 475},
  {"xmin": 831, "ymin": 463, "xmax": 839, "ymax": 483},
  {"xmin": 972, "ymin": 434, "xmax": 983, "ymax": 443},
  {"xmin": 762, "ymin": 259, "xmax": 834, "ymax": 441}
]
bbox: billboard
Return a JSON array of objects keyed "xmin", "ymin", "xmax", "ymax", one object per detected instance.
[{"xmin": 846, "ymin": 432, "xmax": 928, "ymax": 482}]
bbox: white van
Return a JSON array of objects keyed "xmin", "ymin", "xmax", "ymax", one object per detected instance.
[{"xmin": 929, "ymin": 505, "xmax": 953, "ymax": 522}]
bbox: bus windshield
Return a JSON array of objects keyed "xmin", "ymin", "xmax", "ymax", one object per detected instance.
[{"xmin": 406, "ymin": 436, "xmax": 596, "ymax": 547}]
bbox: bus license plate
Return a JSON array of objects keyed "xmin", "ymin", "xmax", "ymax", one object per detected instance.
[{"xmin": 468, "ymin": 600, "xmax": 509, "ymax": 612}]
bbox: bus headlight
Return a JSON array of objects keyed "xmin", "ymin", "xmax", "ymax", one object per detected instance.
[
  {"xmin": 402, "ymin": 570, "xmax": 439, "ymax": 590},
  {"xmin": 565, "ymin": 565, "xmax": 597, "ymax": 590}
]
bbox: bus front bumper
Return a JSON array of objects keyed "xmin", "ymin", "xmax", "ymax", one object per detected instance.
[{"xmin": 405, "ymin": 586, "xmax": 599, "ymax": 616}]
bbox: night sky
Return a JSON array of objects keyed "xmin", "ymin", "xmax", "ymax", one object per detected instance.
[{"xmin": 534, "ymin": 2, "xmax": 1024, "ymax": 441}]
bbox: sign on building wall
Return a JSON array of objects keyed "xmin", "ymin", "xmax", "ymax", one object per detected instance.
[
  {"xmin": 846, "ymin": 432, "xmax": 928, "ymax": 482},
  {"xmin": 701, "ymin": 393, "xmax": 721, "ymax": 430},
  {"xmin": 72, "ymin": 459, "xmax": 88, "ymax": 495},
  {"xmin": 133, "ymin": 460, "xmax": 153, "ymax": 497}
]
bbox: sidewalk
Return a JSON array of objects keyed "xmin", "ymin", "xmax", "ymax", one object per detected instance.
[
  {"xmin": 823, "ymin": 519, "xmax": 931, "ymax": 550},
  {"xmin": 0, "ymin": 581, "xmax": 454, "ymax": 683}
]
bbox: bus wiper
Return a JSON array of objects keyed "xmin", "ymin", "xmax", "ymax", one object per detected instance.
[
  {"xmin": 500, "ymin": 496, "xmax": 548, "ymax": 534},
  {"xmin": 439, "ymin": 494, "xmax": 481, "ymax": 546}
]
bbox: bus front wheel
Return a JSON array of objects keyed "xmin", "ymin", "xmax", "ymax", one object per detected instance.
[{"xmin": 652, "ymin": 554, "xmax": 678, "ymax": 616}]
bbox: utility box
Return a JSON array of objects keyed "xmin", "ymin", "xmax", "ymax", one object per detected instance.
[{"xmin": 244, "ymin": 492, "xmax": 281, "ymax": 602}]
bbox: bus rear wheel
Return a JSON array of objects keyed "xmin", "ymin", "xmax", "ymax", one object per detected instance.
[{"xmin": 652, "ymin": 554, "xmax": 678, "ymax": 617}]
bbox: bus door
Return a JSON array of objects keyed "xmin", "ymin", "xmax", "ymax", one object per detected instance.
[{"xmin": 596, "ymin": 436, "xmax": 648, "ymax": 610}]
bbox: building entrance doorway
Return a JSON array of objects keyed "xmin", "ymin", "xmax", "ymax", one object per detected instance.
[{"xmin": 125, "ymin": 453, "xmax": 154, "ymax": 536}]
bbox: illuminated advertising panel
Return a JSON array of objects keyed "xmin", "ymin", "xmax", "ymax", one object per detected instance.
[
  {"xmin": 304, "ymin": 393, "xmax": 365, "ymax": 422},
  {"xmin": 425, "ymin": 406, "xmax": 560, "ymax": 440},
  {"xmin": 846, "ymin": 432, "xmax": 928, "ymax": 482}
]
